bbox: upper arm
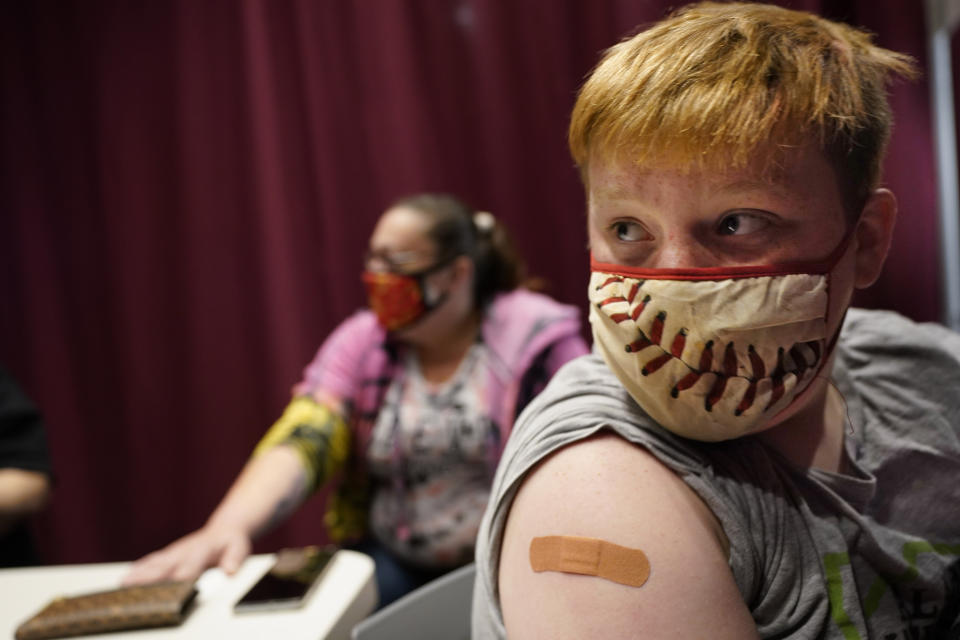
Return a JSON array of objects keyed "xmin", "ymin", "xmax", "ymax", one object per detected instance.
[
  {"xmin": 252, "ymin": 396, "xmax": 351, "ymax": 492},
  {"xmin": 498, "ymin": 432, "xmax": 757, "ymax": 640}
]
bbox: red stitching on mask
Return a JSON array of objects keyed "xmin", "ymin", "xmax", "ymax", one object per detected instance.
[
  {"xmin": 597, "ymin": 275, "xmax": 822, "ymax": 416},
  {"xmin": 597, "ymin": 294, "xmax": 634, "ymax": 324},
  {"xmin": 747, "ymin": 344, "xmax": 766, "ymax": 378},
  {"xmin": 670, "ymin": 329, "xmax": 687, "ymax": 357},
  {"xmin": 765, "ymin": 347, "xmax": 787, "ymax": 411},
  {"xmin": 631, "ymin": 294, "xmax": 651, "ymax": 321},
  {"xmin": 789, "ymin": 345, "xmax": 808, "ymax": 380},
  {"xmin": 735, "ymin": 345, "xmax": 766, "ymax": 415},
  {"xmin": 641, "ymin": 352, "xmax": 672, "ymax": 376},
  {"xmin": 736, "ymin": 382, "xmax": 757, "ymax": 416},
  {"xmin": 703, "ymin": 343, "xmax": 738, "ymax": 412},
  {"xmin": 597, "ymin": 275, "xmax": 624, "ymax": 289},
  {"xmin": 705, "ymin": 370, "xmax": 728, "ymax": 412},
  {"xmin": 722, "ymin": 342, "xmax": 738, "ymax": 376},
  {"xmin": 649, "ymin": 311, "xmax": 666, "ymax": 345},
  {"xmin": 626, "ymin": 335, "xmax": 654, "ymax": 353},
  {"xmin": 597, "ymin": 296, "xmax": 627, "ymax": 308},
  {"xmin": 671, "ymin": 339, "xmax": 712, "ymax": 397}
]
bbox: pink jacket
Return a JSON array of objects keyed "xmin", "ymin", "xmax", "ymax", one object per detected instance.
[{"xmin": 295, "ymin": 288, "xmax": 588, "ymax": 459}]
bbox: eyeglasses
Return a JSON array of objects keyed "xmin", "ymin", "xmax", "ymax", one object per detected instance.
[{"xmin": 363, "ymin": 249, "xmax": 437, "ymax": 274}]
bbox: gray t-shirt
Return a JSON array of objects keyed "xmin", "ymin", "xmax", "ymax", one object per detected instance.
[{"xmin": 473, "ymin": 308, "xmax": 960, "ymax": 639}]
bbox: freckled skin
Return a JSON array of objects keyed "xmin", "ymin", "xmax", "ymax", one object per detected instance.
[{"xmin": 586, "ymin": 146, "xmax": 849, "ymax": 271}]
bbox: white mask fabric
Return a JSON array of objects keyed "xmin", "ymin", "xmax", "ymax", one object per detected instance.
[{"xmin": 588, "ymin": 245, "xmax": 850, "ymax": 441}]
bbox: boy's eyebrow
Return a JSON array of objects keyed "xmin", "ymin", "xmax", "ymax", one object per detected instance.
[
  {"xmin": 591, "ymin": 178, "xmax": 794, "ymax": 203},
  {"xmin": 715, "ymin": 178, "xmax": 788, "ymax": 195},
  {"xmin": 589, "ymin": 178, "xmax": 653, "ymax": 202},
  {"xmin": 716, "ymin": 180, "xmax": 813, "ymax": 213}
]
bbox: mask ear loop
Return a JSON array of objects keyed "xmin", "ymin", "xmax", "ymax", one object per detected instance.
[
  {"xmin": 824, "ymin": 377, "xmax": 855, "ymax": 477},
  {"xmin": 817, "ymin": 223, "xmax": 858, "ymax": 440},
  {"xmin": 824, "ymin": 378, "xmax": 855, "ymax": 437},
  {"xmin": 409, "ymin": 252, "xmax": 464, "ymax": 308}
]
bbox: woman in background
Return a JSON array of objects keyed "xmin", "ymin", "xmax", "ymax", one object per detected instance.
[{"xmin": 124, "ymin": 193, "xmax": 588, "ymax": 605}]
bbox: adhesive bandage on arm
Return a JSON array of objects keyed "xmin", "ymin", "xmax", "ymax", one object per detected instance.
[{"xmin": 529, "ymin": 535, "xmax": 651, "ymax": 587}]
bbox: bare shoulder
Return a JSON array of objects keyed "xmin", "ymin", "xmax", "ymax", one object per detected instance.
[{"xmin": 498, "ymin": 432, "xmax": 758, "ymax": 639}]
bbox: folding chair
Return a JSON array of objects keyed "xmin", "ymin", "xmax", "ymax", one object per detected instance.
[{"xmin": 350, "ymin": 563, "xmax": 475, "ymax": 640}]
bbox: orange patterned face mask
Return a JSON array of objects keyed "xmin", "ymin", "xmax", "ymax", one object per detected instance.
[
  {"xmin": 362, "ymin": 260, "xmax": 452, "ymax": 331},
  {"xmin": 362, "ymin": 271, "xmax": 426, "ymax": 331}
]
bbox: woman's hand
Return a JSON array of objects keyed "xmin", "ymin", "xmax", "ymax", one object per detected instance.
[
  {"xmin": 122, "ymin": 445, "xmax": 309, "ymax": 586},
  {"xmin": 122, "ymin": 523, "xmax": 252, "ymax": 585},
  {"xmin": 0, "ymin": 468, "xmax": 51, "ymax": 536}
]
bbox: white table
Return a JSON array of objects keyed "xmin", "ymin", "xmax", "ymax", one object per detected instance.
[{"xmin": 0, "ymin": 550, "xmax": 377, "ymax": 639}]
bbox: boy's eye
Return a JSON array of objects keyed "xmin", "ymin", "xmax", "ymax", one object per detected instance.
[
  {"xmin": 612, "ymin": 220, "xmax": 651, "ymax": 242},
  {"xmin": 717, "ymin": 212, "xmax": 770, "ymax": 236}
]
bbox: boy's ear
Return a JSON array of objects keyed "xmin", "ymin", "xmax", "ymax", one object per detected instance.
[{"xmin": 853, "ymin": 188, "xmax": 897, "ymax": 289}]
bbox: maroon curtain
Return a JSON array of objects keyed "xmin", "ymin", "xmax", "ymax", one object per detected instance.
[{"xmin": 0, "ymin": 0, "xmax": 943, "ymax": 565}]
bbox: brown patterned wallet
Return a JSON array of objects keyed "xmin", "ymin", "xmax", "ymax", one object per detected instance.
[{"xmin": 14, "ymin": 580, "xmax": 198, "ymax": 640}]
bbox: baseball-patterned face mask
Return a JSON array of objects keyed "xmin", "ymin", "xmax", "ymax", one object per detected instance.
[{"xmin": 588, "ymin": 236, "xmax": 852, "ymax": 441}]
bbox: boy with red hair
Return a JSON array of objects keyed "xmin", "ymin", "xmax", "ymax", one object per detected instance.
[{"xmin": 473, "ymin": 3, "xmax": 960, "ymax": 638}]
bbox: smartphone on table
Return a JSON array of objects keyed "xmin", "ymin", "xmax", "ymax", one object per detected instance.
[{"xmin": 233, "ymin": 545, "xmax": 337, "ymax": 613}]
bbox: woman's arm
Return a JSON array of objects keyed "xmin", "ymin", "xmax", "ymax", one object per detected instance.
[
  {"xmin": 123, "ymin": 444, "xmax": 308, "ymax": 584},
  {"xmin": 0, "ymin": 468, "xmax": 51, "ymax": 536},
  {"xmin": 124, "ymin": 396, "xmax": 351, "ymax": 585},
  {"xmin": 124, "ymin": 314, "xmax": 375, "ymax": 585}
]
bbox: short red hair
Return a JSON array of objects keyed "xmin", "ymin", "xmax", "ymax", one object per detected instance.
[{"xmin": 569, "ymin": 2, "xmax": 916, "ymax": 212}]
